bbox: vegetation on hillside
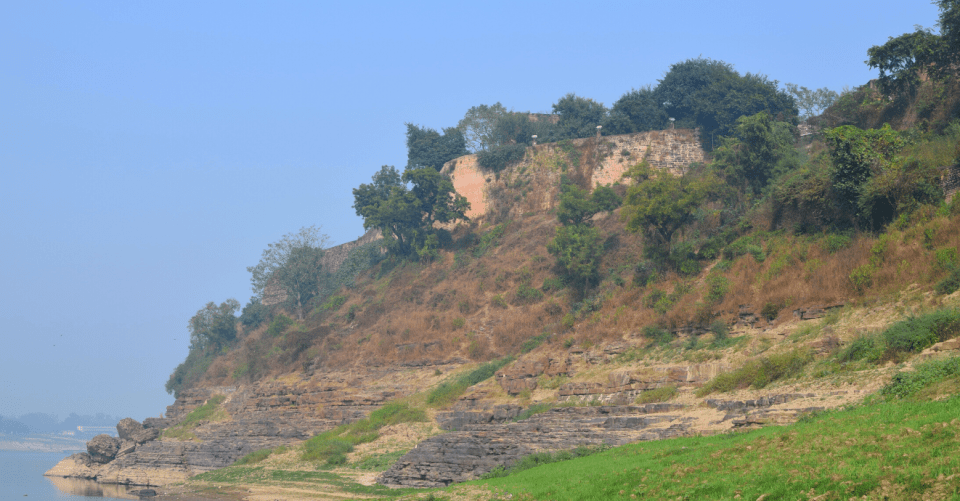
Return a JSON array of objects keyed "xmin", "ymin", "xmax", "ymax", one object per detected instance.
[{"xmin": 165, "ymin": 1, "xmax": 960, "ymax": 406}]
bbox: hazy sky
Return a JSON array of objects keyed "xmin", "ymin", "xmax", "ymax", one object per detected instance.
[{"xmin": 0, "ymin": 1, "xmax": 941, "ymax": 420}]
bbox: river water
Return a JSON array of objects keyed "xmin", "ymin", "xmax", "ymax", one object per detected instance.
[{"xmin": 0, "ymin": 450, "xmax": 138, "ymax": 500}]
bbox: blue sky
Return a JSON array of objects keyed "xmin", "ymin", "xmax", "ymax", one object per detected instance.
[{"xmin": 0, "ymin": 1, "xmax": 942, "ymax": 420}]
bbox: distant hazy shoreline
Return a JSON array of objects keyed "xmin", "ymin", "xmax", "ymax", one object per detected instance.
[{"xmin": 0, "ymin": 433, "xmax": 86, "ymax": 453}]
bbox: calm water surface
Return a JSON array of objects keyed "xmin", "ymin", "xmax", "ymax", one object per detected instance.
[{"xmin": 0, "ymin": 450, "xmax": 137, "ymax": 500}]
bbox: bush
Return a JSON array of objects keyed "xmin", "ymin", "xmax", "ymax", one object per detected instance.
[
  {"xmin": 880, "ymin": 355, "xmax": 960, "ymax": 399},
  {"xmin": 302, "ymin": 401, "xmax": 426, "ymax": 465},
  {"xmin": 936, "ymin": 268, "xmax": 960, "ymax": 295},
  {"xmin": 837, "ymin": 309, "xmax": 960, "ymax": 363},
  {"xmin": 696, "ymin": 349, "xmax": 813, "ymax": 396},
  {"xmin": 848, "ymin": 265, "xmax": 875, "ymax": 295},
  {"xmin": 473, "ymin": 222, "xmax": 509, "ymax": 258},
  {"xmin": 824, "ymin": 234, "xmax": 853, "ymax": 253},
  {"xmin": 426, "ymin": 357, "xmax": 514, "ymax": 406},
  {"xmin": 520, "ymin": 332, "xmax": 550, "ymax": 354},
  {"xmin": 240, "ymin": 300, "xmax": 269, "ymax": 329},
  {"xmin": 935, "ymin": 247, "xmax": 959, "ymax": 270},
  {"xmin": 515, "ymin": 284, "xmax": 544, "ymax": 304},
  {"xmin": 635, "ymin": 385, "xmax": 678, "ymax": 404},
  {"xmin": 705, "ymin": 275, "xmax": 730, "ymax": 304},
  {"xmin": 642, "ymin": 325, "xmax": 674, "ymax": 345},
  {"xmin": 321, "ymin": 294, "xmax": 348, "ymax": 311},
  {"xmin": 477, "ymin": 143, "xmax": 527, "ymax": 172},
  {"xmin": 265, "ymin": 314, "xmax": 294, "ymax": 337},
  {"xmin": 452, "ymin": 317, "xmax": 465, "ymax": 330}
]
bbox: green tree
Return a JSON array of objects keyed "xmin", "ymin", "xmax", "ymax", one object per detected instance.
[
  {"xmin": 274, "ymin": 245, "xmax": 326, "ymax": 320},
  {"xmin": 352, "ymin": 166, "xmax": 469, "ymax": 257},
  {"xmin": 783, "ymin": 84, "xmax": 839, "ymax": 120},
  {"xmin": 547, "ymin": 224, "xmax": 603, "ymax": 290},
  {"xmin": 620, "ymin": 160, "xmax": 717, "ymax": 249},
  {"xmin": 556, "ymin": 182, "xmax": 622, "ymax": 226},
  {"xmin": 825, "ymin": 124, "xmax": 906, "ymax": 223},
  {"xmin": 188, "ymin": 299, "xmax": 241, "ymax": 352},
  {"xmin": 247, "ymin": 226, "xmax": 331, "ymax": 303},
  {"xmin": 405, "ymin": 123, "xmax": 469, "ymax": 171},
  {"xmin": 712, "ymin": 111, "xmax": 798, "ymax": 194},
  {"xmin": 457, "ymin": 103, "xmax": 508, "ymax": 152},
  {"xmin": 652, "ymin": 58, "xmax": 797, "ymax": 145},
  {"xmin": 604, "ymin": 86, "xmax": 668, "ymax": 135},
  {"xmin": 552, "ymin": 93, "xmax": 608, "ymax": 139},
  {"xmin": 866, "ymin": 2, "xmax": 960, "ymax": 96}
]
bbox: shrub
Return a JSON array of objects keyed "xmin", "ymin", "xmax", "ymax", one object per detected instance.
[
  {"xmin": 824, "ymin": 234, "xmax": 853, "ymax": 253},
  {"xmin": 240, "ymin": 300, "xmax": 270, "ymax": 329},
  {"xmin": 642, "ymin": 325, "xmax": 674, "ymax": 345},
  {"xmin": 477, "ymin": 143, "xmax": 527, "ymax": 172},
  {"xmin": 696, "ymin": 349, "xmax": 813, "ymax": 396},
  {"xmin": 709, "ymin": 320, "xmax": 729, "ymax": 342},
  {"xmin": 520, "ymin": 332, "xmax": 550, "ymax": 354},
  {"xmin": 265, "ymin": 314, "xmax": 294, "ymax": 337},
  {"xmin": 492, "ymin": 294, "xmax": 508, "ymax": 308},
  {"xmin": 321, "ymin": 294, "xmax": 348, "ymax": 311},
  {"xmin": 935, "ymin": 247, "xmax": 959, "ymax": 270},
  {"xmin": 302, "ymin": 401, "xmax": 426, "ymax": 465},
  {"xmin": 838, "ymin": 309, "xmax": 960, "ymax": 363},
  {"xmin": 426, "ymin": 357, "xmax": 514, "ymax": 406},
  {"xmin": 880, "ymin": 355, "xmax": 960, "ymax": 399},
  {"xmin": 452, "ymin": 317, "xmax": 465, "ymax": 330},
  {"xmin": 542, "ymin": 277, "xmax": 566, "ymax": 292},
  {"xmin": 849, "ymin": 265, "xmax": 875, "ymax": 294},
  {"xmin": 515, "ymin": 284, "xmax": 544, "ymax": 304},
  {"xmin": 705, "ymin": 275, "xmax": 730, "ymax": 304},
  {"xmin": 473, "ymin": 222, "xmax": 509, "ymax": 258},
  {"xmin": 635, "ymin": 385, "xmax": 678, "ymax": 404},
  {"xmin": 936, "ymin": 268, "xmax": 960, "ymax": 295}
]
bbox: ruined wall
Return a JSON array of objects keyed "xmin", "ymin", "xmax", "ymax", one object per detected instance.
[{"xmin": 441, "ymin": 129, "xmax": 705, "ymax": 221}]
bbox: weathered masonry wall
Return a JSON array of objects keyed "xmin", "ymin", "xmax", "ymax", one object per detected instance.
[{"xmin": 441, "ymin": 129, "xmax": 705, "ymax": 221}]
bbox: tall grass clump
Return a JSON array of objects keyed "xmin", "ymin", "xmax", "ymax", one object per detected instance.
[
  {"xmin": 427, "ymin": 356, "xmax": 515, "ymax": 406},
  {"xmin": 837, "ymin": 308, "xmax": 960, "ymax": 363},
  {"xmin": 696, "ymin": 349, "xmax": 813, "ymax": 396},
  {"xmin": 880, "ymin": 355, "xmax": 960, "ymax": 400},
  {"xmin": 302, "ymin": 401, "xmax": 426, "ymax": 465}
]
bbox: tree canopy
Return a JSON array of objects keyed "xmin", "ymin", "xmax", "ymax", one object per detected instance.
[
  {"xmin": 405, "ymin": 123, "xmax": 469, "ymax": 171},
  {"xmin": 711, "ymin": 111, "xmax": 799, "ymax": 194},
  {"xmin": 352, "ymin": 165, "xmax": 469, "ymax": 258},
  {"xmin": 188, "ymin": 299, "xmax": 241, "ymax": 352},
  {"xmin": 457, "ymin": 103, "xmax": 508, "ymax": 152},
  {"xmin": 606, "ymin": 58, "xmax": 797, "ymax": 147},
  {"xmin": 552, "ymin": 93, "xmax": 608, "ymax": 139}
]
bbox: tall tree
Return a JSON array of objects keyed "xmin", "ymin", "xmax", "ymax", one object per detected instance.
[
  {"xmin": 604, "ymin": 86, "xmax": 668, "ymax": 135},
  {"xmin": 457, "ymin": 103, "xmax": 508, "ymax": 152},
  {"xmin": 405, "ymin": 123, "xmax": 469, "ymax": 171},
  {"xmin": 188, "ymin": 299, "xmax": 241, "ymax": 352},
  {"xmin": 712, "ymin": 111, "xmax": 798, "ymax": 194},
  {"xmin": 783, "ymin": 84, "xmax": 839, "ymax": 120},
  {"xmin": 652, "ymin": 58, "xmax": 797, "ymax": 145},
  {"xmin": 247, "ymin": 226, "xmax": 330, "ymax": 314},
  {"xmin": 552, "ymin": 93, "xmax": 608, "ymax": 139},
  {"xmin": 352, "ymin": 166, "xmax": 469, "ymax": 257}
]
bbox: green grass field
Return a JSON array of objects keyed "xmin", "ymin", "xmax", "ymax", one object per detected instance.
[{"xmin": 470, "ymin": 363, "xmax": 960, "ymax": 500}]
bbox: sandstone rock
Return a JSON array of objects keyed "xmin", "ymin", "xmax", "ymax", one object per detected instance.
[
  {"xmin": 117, "ymin": 440, "xmax": 137, "ymax": 456},
  {"xmin": 44, "ymin": 452, "xmax": 104, "ymax": 479},
  {"xmin": 87, "ymin": 434, "xmax": 120, "ymax": 463},
  {"xmin": 129, "ymin": 427, "xmax": 160, "ymax": 444},
  {"xmin": 142, "ymin": 417, "xmax": 173, "ymax": 429},
  {"xmin": 116, "ymin": 418, "xmax": 144, "ymax": 441}
]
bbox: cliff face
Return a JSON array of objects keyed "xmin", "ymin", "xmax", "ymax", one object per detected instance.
[
  {"xmin": 45, "ymin": 364, "xmax": 453, "ymax": 486},
  {"xmin": 441, "ymin": 129, "xmax": 705, "ymax": 223}
]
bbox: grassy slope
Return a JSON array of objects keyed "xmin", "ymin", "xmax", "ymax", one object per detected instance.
[{"xmin": 469, "ymin": 392, "xmax": 960, "ymax": 500}]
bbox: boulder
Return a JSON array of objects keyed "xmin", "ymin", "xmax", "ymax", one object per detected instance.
[
  {"xmin": 130, "ymin": 427, "xmax": 160, "ymax": 444},
  {"xmin": 116, "ymin": 418, "xmax": 144, "ymax": 441},
  {"xmin": 117, "ymin": 440, "xmax": 137, "ymax": 456},
  {"xmin": 87, "ymin": 434, "xmax": 120, "ymax": 463}
]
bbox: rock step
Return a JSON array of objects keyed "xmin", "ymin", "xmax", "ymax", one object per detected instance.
[{"xmin": 703, "ymin": 393, "xmax": 816, "ymax": 411}]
